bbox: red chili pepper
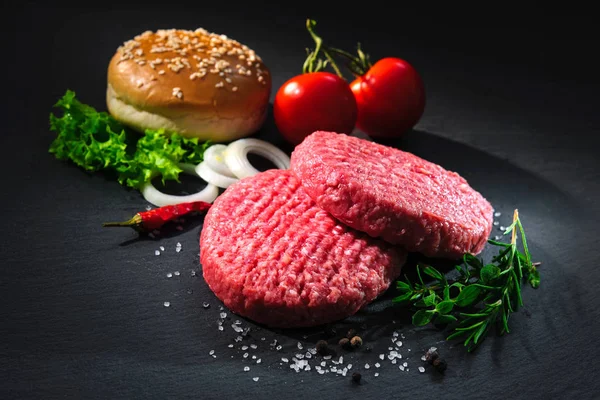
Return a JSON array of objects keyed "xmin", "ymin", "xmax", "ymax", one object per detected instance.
[{"xmin": 102, "ymin": 201, "xmax": 212, "ymax": 233}]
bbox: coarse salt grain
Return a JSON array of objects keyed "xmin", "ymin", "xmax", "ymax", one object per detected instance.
[
  {"xmin": 253, "ymin": 377, "xmax": 259, "ymax": 382},
  {"xmin": 379, "ymin": 354, "xmax": 385, "ymax": 360},
  {"xmin": 244, "ymin": 366, "xmax": 250, "ymax": 372},
  {"xmin": 174, "ymin": 271, "xmax": 180, "ymax": 276},
  {"xmin": 163, "ymin": 301, "xmax": 170, "ymax": 307},
  {"xmin": 419, "ymin": 366, "xmax": 425, "ymax": 373},
  {"xmin": 166, "ymin": 273, "xmax": 173, "ymax": 278},
  {"xmin": 160, "ymin": 246, "xmax": 165, "ymax": 251},
  {"xmin": 155, "ymin": 250, "xmax": 160, "ymax": 256}
]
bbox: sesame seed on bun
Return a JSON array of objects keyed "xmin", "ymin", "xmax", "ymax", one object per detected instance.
[{"xmin": 107, "ymin": 28, "xmax": 271, "ymax": 142}]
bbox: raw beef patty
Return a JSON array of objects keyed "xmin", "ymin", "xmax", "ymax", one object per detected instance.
[
  {"xmin": 290, "ymin": 131, "xmax": 493, "ymax": 259},
  {"xmin": 200, "ymin": 169, "xmax": 406, "ymax": 328}
]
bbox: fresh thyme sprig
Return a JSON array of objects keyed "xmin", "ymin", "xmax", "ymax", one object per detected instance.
[{"xmin": 393, "ymin": 209, "xmax": 540, "ymax": 352}]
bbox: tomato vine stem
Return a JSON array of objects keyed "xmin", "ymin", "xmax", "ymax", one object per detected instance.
[{"xmin": 303, "ymin": 19, "xmax": 373, "ymax": 78}]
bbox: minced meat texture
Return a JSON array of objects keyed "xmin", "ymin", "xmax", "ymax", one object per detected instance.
[
  {"xmin": 290, "ymin": 131, "xmax": 494, "ymax": 259},
  {"xmin": 200, "ymin": 169, "xmax": 406, "ymax": 328}
]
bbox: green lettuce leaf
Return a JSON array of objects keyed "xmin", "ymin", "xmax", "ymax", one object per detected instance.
[{"xmin": 49, "ymin": 90, "xmax": 212, "ymax": 190}]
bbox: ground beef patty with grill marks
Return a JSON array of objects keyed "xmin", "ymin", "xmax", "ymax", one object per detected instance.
[
  {"xmin": 290, "ymin": 131, "xmax": 494, "ymax": 259},
  {"xmin": 200, "ymin": 169, "xmax": 406, "ymax": 328}
]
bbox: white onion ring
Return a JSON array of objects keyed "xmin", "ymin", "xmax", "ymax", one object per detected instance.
[
  {"xmin": 203, "ymin": 144, "xmax": 236, "ymax": 178},
  {"xmin": 224, "ymin": 138, "xmax": 291, "ymax": 179},
  {"xmin": 141, "ymin": 163, "xmax": 219, "ymax": 207},
  {"xmin": 195, "ymin": 161, "xmax": 239, "ymax": 189}
]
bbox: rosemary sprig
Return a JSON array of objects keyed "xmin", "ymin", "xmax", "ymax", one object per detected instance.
[{"xmin": 393, "ymin": 209, "xmax": 540, "ymax": 352}]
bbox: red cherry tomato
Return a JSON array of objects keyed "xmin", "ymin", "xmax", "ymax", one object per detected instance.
[
  {"xmin": 274, "ymin": 72, "xmax": 357, "ymax": 145},
  {"xmin": 350, "ymin": 57, "xmax": 425, "ymax": 138}
]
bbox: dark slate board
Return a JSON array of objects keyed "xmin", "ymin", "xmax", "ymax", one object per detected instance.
[{"xmin": 2, "ymin": 4, "xmax": 599, "ymax": 400}]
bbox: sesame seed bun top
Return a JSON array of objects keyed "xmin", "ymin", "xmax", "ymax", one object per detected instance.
[{"xmin": 106, "ymin": 28, "xmax": 271, "ymax": 142}]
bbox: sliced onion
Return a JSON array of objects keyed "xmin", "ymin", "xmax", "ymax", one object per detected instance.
[
  {"xmin": 203, "ymin": 144, "xmax": 237, "ymax": 178},
  {"xmin": 195, "ymin": 161, "xmax": 239, "ymax": 189},
  {"xmin": 224, "ymin": 138, "xmax": 291, "ymax": 179},
  {"xmin": 141, "ymin": 163, "xmax": 219, "ymax": 207}
]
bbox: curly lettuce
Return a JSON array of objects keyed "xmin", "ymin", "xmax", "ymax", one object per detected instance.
[{"xmin": 49, "ymin": 90, "xmax": 212, "ymax": 190}]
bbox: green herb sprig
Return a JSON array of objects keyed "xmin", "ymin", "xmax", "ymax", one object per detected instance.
[
  {"xmin": 49, "ymin": 90, "xmax": 212, "ymax": 190},
  {"xmin": 393, "ymin": 210, "xmax": 540, "ymax": 352}
]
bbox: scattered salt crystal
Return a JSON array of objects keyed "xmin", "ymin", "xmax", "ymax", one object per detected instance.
[
  {"xmin": 403, "ymin": 362, "xmax": 408, "ymax": 367},
  {"xmin": 379, "ymin": 354, "xmax": 385, "ymax": 360},
  {"xmin": 166, "ymin": 273, "xmax": 173, "ymax": 278},
  {"xmin": 261, "ymin": 337, "xmax": 266, "ymax": 341},
  {"xmin": 202, "ymin": 302, "xmax": 210, "ymax": 309},
  {"xmin": 494, "ymin": 235, "xmax": 501, "ymax": 240},
  {"xmin": 393, "ymin": 331, "xmax": 399, "ymax": 337},
  {"xmin": 145, "ymin": 205, "xmax": 152, "ymax": 211},
  {"xmin": 365, "ymin": 363, "xmax": 370, "ymax": 369},
  {"xmin": 251, "ymin": 344, "xmax": 258, "ymax": 349},
  {"xmin": 396, "ymin": 341, "xmax": 403, "ymax": 347},
  {"xmin": 318, "ymin": 370, "xmax": 325, "ymax": 375},
  {"xmin": 252, "ymin": 355, "xmax": 256, "ymax": 359},
  {"xmin": 323, "ymin": 355, "xmax": 332, "ymax": 360},
  {"xmin": 190, "ymin": 270, "xmax": 196, "ymax": 276},
  {"xmin": 493, "ymin": 221, "xmax": 500, "ymax": 226},
  {"xmin": 163, "ymin": 301, "xmax": 170, "ymax": 307},
  {"xmin": 391, "ymin": 359, "xmax": 397, "ymax": 364},
  {"xmin": 160, "ymin": 246, "xmax": 165, "ymax": 251},
  {"xmin": 218, "ymin": 326, "xmax": 223, "ymax": 331},
  {"xmin": 419, "ymin": 366, "xmax": 425, "ymax": 373},
  {"xmin": 244, "ymin": 366, "xmax": 250, "ymax": 372},
  {"xmin": 243, "ymin": 353, "xmax": 249, "ymax": 358},
  {"xmin": 347, "ymin": 364, "xmax": 352, "ymax": 369},
  {"xmin": 235, "ymin": 336, "xmax": 243, "ymax": 342},
  {"xmin": 155, "ymin": 250, "xmax": 160, "ymax": 256},
  {"xmin": 256, "ymin": 359, "xmax": 261, "ymax": 364},
  {"xmin": 305, "ymin": 365, "xmax": 311, "ymax": 371},
  {"xmin": 228, "ymin": 344, "xmax": 234, "ymax": 348},
  {"xmin": 174, "ymin": 271, "xmax": 180, "ymax": 276},
  {"xmin": 374, "ymin": 373, "xmax": 379, "ymax": 377},
  {"xmin": 421, "ymin": 355, "xmax": 427, "ymax": 361},
  {"xmin": 209, "ymin": 350, "xmax": 215, "ymax": 355},
  {"xmin": 241, "ymin": 346, "xmax": 248, "ymax": 350},
  {"xmin": 296, "ymin": 354, "xmax": 304, "ymax": 359},
  {"xmin": 500, "ymin": 225, "xmax": 506, "ymax": 231},
  {"xmin": 339, "ymin": 356, "xmax": 343, "ymax": 364},
  {"xmin": 276, "ymin": 345, "xmax": 282, "ymax": 351},
  {"xmin": 253, "ymin": 377, "xmax": 259, "ymax": 382},
  {"xmin": 305, "ymin": 352, "xmax": 312, "ymax": 359},
  {"xmin": 399, "ymin": 365, "xmax": 405, "ymax": 371},
  {"xmin": 494, "ymin": 212, "xmax": 502, "ymax": 217},
  {"xmin": 375, "ymin": 363, "xmax": 380, "ymax": 368},
  {"xmin": 321, "ymin": 361, "xmax": 326, "ymax": 367},
  {"xmin": 220, "ymin": 312, "xmax": 227, "ymax": 319},
  {"xmin": 297, "ymin": 342, "xmax": 303, "ymax": 350},
  {"xmin": 309, "ymin": 348, "xmax": 317, "ymax": 355},
  {"xmin": 331, "ymin": 366, "xmax": 337, "ymax": 372}
]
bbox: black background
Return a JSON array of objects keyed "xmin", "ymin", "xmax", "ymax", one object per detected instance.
[{"xmin": 2, "ymin": 2, "xmax": 600, "ymax": 399}]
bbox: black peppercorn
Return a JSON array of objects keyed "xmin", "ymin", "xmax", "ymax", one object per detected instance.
[
  {"xmin": 346, "ymin": 328, "xmax": 357, "ymax": 339},
  {"xmin": 339, "ymin": 337, "xmax": 351, "ymax": 349},
  {"xmin": 433, "ymin": 358, "xmax": 447, "ymax": 373},
  {"xmin": 351, "ymin": 372, "xmax": 362, "ymax": 384},
  {"xmin": 350, "ymin": 336, "xmax": 363, "ymax": 348},
  {"xmin": 316, "ymin": 340, "xmax": 329, "ymax": 355},
  {"xmin": 425, "ymin": 349, "xmax": 439, "ymax": 364}
]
